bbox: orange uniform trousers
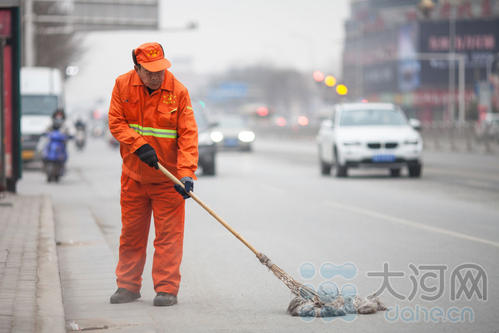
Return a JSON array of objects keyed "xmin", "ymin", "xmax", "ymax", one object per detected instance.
[{"xmin": 116, "ymin": 174, "xmax": 185, "ymax": 295}]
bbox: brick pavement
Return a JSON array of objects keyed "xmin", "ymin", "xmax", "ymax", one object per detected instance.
[{"xmin": 0, "ymin": 194, "xmax": 64, "ymax": 333}]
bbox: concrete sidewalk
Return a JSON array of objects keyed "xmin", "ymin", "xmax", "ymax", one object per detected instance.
[
  {"xmin": 0, "ymin": 193, "xmax": 132, "ymax": 332},
  {"xmin": 0, "ymin": 193, "xmax": 65, "ymax": 333},
  {"xmin": 53, "ymin": 196, "xmax": 155, "ymax": 332}
]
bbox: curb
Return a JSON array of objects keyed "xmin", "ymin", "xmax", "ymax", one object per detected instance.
[{"xmin": 36, "ymin": 195, "xmax": 65, "ymax": 333}]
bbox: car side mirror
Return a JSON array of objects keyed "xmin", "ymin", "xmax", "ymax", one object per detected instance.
[
  {"xmin": 409, "ymin": 118, "xmax": 421, "ymax": 131},
  {"xmin": 321, "ymin": 119, "xmax": 334, "ymax": 129}
]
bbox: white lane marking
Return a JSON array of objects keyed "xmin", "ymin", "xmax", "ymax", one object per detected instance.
[{"xmin": 323, "ymin": 200, "xmax": 499, "ymax": 249}]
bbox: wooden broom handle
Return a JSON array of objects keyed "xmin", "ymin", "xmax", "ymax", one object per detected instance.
[{"xmin": 157, "ymin": 163, "xmax": 261, "ymax": 256}]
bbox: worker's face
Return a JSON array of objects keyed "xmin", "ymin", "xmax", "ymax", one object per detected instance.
[{"xmin": 135, "ymin": 65, "xmax": 165, "ymax": 90}]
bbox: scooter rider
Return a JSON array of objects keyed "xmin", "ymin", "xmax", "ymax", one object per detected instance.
[
  {"xmin": 41, "ymin": 109, "xmax": 71, "ymax": 182},
  {"xmin": 48, "ymin": 109, "xmax": 70, "ymax": 133},
  {"xmin": 74, "ymin": 116, "xmax": 87, "ymax": 150}
]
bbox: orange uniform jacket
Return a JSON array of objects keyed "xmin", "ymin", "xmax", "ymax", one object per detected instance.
[{"xmin": 109, "ymin": 69, "xmax": 198, "ymax": 183}]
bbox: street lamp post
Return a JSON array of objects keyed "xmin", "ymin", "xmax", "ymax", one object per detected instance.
[
  {"xmin": 419, "ymin": 0, "xmax": 435, "ymax": 18},
  {"xmin": 418, "ymin": 0, "xmax": 463, "ymax": 124},
  {"xmin": 25, "ymin": 0, "xmax": 35, "ymax": 66},
  {"xmin": 403, "ymin": 53, "xmax": 466, "ymax": 124},
  {"xmin": 486, "ymin": 53, "xmax": 499, "ymax": 82},
  {"xmin": 448, "ymin": 0, "xmax": 459, "ymax": 124}
]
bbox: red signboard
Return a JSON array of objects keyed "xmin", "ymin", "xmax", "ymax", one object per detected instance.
[
  {"xmin": 3, "ymin": 44, "xmax": 12, "ymax": 178},
  {"xmin": 414, "ymin": 89, "xmax": 474, "ymax": 107},
  {"xmin": 1, "ymin": 8, "xmax": 16, "ymax": 188},
  {"xmin": 419, "ymin": 19, "xmax": 499, "ymax": 85},
  {"xmin": 428, "ymin": 34, "xmax": 495, "ymax": 52},
  {"xmin": 0, "ymin": 10, "xmax": 11, "ymax": 37}
]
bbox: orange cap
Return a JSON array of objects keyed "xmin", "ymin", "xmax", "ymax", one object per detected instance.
[{"xmin": 134, "ymin": 42, "xmax": 171, "ymax": 72}]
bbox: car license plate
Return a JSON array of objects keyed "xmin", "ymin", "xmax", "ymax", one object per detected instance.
[
  {"xmin": 22, "ymin": 150, "xmax": 35, "ymax": 160},
  {"xmin": 372, "ymin": 154, "xmax": 395, "ymax": 163},
  {"xmin": 225, "ymin": 138, "xmax": 238, "ymax": 147}
]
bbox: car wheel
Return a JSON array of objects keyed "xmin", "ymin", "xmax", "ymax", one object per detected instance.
[
  {"xmin": 390, "ymin": 168, "xmax": 401, "ymax": 177},
  {"xmin": 334, "ymin": 147, "xmax": 348, "ymax": 178},
  {"xmin": 320, "ymin": 159, "xmax": 331, "ymax": 175},
  {"xmin": 318, "ymin": 145, "xmax": 331, "ymax": 175},
  {"xmin": 202, "ymin": 160, "xmax": 216, "ymax": 176},
  {"xmin": 242, "ymin": 145, "xmax": 252, "ymax": 152},
  {"xmin": 336, "ymin": 165, "xmax": 348, "ymax": 178},
  {"xmin": 408, "ymin": 163, "xmax": 422, "ymax": 178}
]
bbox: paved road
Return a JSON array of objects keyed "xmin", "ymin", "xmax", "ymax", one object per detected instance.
[{"xmin": 18, "ymin": 136, "xmax": 499, "ymax": 332}]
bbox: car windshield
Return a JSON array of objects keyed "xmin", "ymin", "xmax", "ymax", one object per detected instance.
[
  {"xmin": 21, "ymin": 95, "xmax": 58, "ymax": 116},
  {"xmin": 219, "ymin": 116, "xmax": 246, "ymax": 128},
  {"xmin": 339, "ymin": 109, "xmax": 407, "ymax": 127}
]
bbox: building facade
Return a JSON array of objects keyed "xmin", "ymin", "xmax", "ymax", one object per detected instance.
[{"xmin": 342, "ymin": 0, "xmax": 499, "ymax": 122}]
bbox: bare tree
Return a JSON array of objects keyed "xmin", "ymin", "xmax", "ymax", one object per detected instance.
[
  {"xmin": 35, "ymin": 32, "xmax": 82, "ymax": 73},
  {"xmin": 23, "ymin": 0, "xmax": 83, "ymax": 73}
]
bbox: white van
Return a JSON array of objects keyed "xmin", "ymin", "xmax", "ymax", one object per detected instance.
[{"xmin": 20, "ymin": 67, "xmax": 64, "ymax": 161}]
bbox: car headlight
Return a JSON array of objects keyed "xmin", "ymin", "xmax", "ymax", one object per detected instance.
[
  {"xmin": 198, "ymin": 132, "xmax": 214, "ymax": 145},
  {"xmin": 403, "ymin": 139, "xmax": 419, "ymax": 145},
  {"xmin": 210, "ymin": 131, "xmax": 224, "ymax": 143},
  {"xmin": 342, "ymin": 141, "xmax": 361, "ymax": 146},
  {"xmin": 238, "ymin": 131, "xmax": 255, "ymax": 143}
]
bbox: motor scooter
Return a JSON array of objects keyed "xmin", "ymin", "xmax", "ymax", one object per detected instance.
[
  {"xmin": 74, "ymin": 119, "xmax": 87, "ymax": 151},
  {"xmin": 42, "ymin": 129, "xmax": 70, "ymax": 182},
  {"xmin": 75, "ymin": 127, "xmax": 86, "ymax": 151}
]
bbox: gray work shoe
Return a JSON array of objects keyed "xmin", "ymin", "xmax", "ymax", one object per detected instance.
[
  {"xmin": 153, "ymin": 292, "xmax": 177, "ymax": 306},
  {"xmin": 110, "ymin": 288, "xmax": 141, "ymax": 304}
]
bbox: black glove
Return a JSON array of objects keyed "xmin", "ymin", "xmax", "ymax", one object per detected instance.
[
  {"xmin": 174, "ymin": 177, "xmax": 194, "ymax": 199},
  {"xmin": 135, "ymin": 144, "xmax": 158, "ymax": 169}
]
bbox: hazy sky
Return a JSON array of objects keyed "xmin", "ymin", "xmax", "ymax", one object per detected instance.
[{"xmin": 66, "ymin": 0, "xmax": 350, "ymax": 110}]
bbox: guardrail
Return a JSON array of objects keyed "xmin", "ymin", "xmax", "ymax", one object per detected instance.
[
  {"xmin": 422, "ymin": 122, "xmax": 499, "ymax": 154},
  {"xmin": 253, "ymin": 121, "xmax": 499, "ymax": 155}
]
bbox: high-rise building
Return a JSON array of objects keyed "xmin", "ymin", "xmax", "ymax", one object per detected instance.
[{"xmin": 342, "ymin": 0, "xmax": 499, "ymax": 122}]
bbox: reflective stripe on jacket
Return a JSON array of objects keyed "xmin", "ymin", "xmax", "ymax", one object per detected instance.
[{"xmin": 108, "ymin": 69, "xmax": 198, "ymax": 184}]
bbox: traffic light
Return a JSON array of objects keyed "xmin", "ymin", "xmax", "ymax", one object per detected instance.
[
  {"xmin": 336, "ymin": 84, "xmax": 348, "ymax": 96},
  {"xmin": 324, "ymin": 75, "xmax": 337, "ymax": 87},
  {"xmin": 313, "ymin": 70, "xmax": 325, "ymax": 82},
  {"xmin": 297, "ymin": 116, "xmax": 309, "ymax": 126},
  {"xmin": 256, "ymin": 106, "xmax": 269, "ymax": 117}
]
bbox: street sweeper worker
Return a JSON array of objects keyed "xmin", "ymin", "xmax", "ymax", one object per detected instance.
[{"xmin": 108, "ymin": 42, "xmax": 198, "ymax": 306}]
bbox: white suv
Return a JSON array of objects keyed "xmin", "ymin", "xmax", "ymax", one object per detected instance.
[{"xmin": 317, "ymin": 103, "xmax": 423, "ymax": 178}]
